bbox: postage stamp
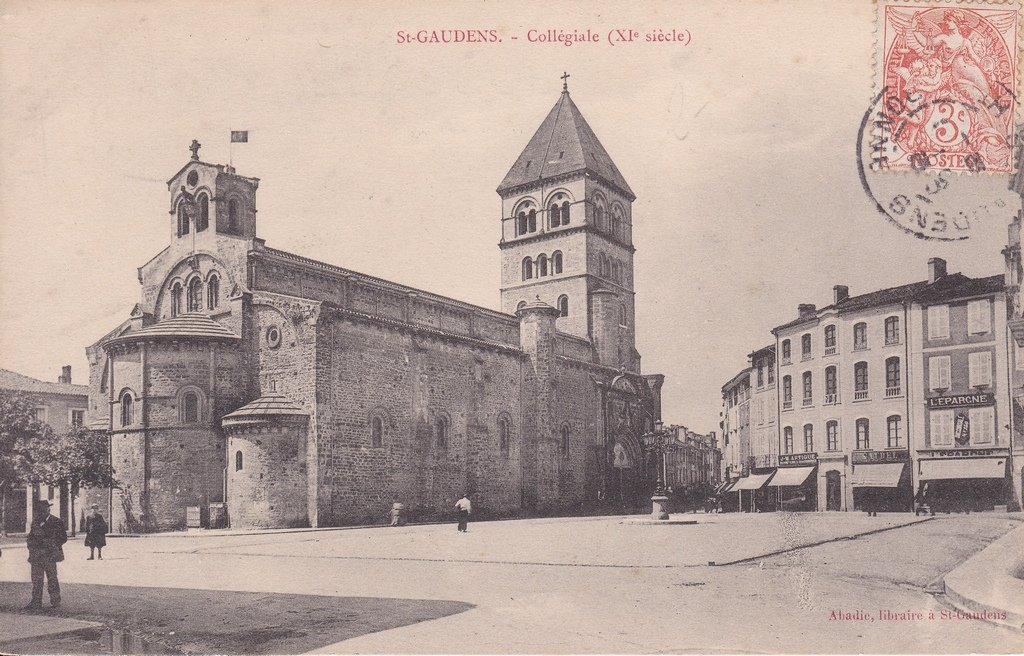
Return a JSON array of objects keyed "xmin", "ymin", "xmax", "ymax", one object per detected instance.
[{"xmin": 874, "ymin": 0, "xmax": 1020, "ymax": 174}]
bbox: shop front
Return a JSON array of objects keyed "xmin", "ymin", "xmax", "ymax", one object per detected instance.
[
  {"xmin": 917, "ymin": 448, "xmax": 1010, "ymax": 513},
  {"xmin": 850, "ymin": 449, "xmax": 912, "ymax": 513},
  {"xmin": 729, "ymin": 471, "xmax": 774, "ymax": 512},
  {"xmin": 768, "ymin": 453, "xmax": 817, "ymax": 512}
]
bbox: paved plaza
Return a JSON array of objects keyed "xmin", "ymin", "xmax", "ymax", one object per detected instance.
[{"xmin": 1, "ymin": 512, "xmax": 1022, "ymax": 654}]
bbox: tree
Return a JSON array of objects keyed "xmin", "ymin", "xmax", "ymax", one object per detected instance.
[
  {"xmin": 0, "ymin": 392, "xmax": 54, "ymax": 537},
  {"xmin": 46, "ymin": 425, "xmax": 118, "ymax": 537}
]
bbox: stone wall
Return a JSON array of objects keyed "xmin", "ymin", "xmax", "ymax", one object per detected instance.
[{"xmin": 227, "ymin": 422, "xmax": 309, "ymax": 529}]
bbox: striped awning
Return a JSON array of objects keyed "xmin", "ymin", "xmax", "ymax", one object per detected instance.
[
  {"xmin": 766, "ymin": 466, "xmax": 815, "ymax": 487},
  {"xmin": 730, "ymin": 472, "xmax": 773, "ymax": 491},
  {"xmin": 850, "ymin": 463, "xmax": 906, "ymax": 488},
  {"xmin": 919, "ymin": 458, "xmax": 1006, "ymax": 481}
]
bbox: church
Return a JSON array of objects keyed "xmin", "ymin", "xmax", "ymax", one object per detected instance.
[{"xmin": 84, "ymin": 84, "xmax": 666, "ymax": 531}]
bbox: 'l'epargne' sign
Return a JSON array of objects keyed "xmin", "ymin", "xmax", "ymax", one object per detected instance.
[{"xmin": 926, "ymin": 393, "xmax": 994, "ymax": 409}]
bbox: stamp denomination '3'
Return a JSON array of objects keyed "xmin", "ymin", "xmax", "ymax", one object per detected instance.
[{"xmin": 876, "ymin": 3, "xmax": 1018, "ymax": 173}]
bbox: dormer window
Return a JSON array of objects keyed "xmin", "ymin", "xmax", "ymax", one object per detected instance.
[{"xmin": 196, "ymin": 193, "xmax": 210, "ymax": 232}]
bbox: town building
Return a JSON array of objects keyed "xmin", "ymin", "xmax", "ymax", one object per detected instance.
[
  {"xmin": 1003, "ymin": 211, "xmax": 1024, "ymax": 512},
  {"xmin": 720, "ymin": 368, "xmax": 751, "ymax": 482},
  {"xmin": 663, "ymin": 426, "xmax": 721, "ymax": 491},
  {"xmin": 84, "ymin": 84, "xmax": 666, "ymax": 532},
  {"xmin": 0, "ymin": 366, "xmax": 88, "ymax": 532},
  {"xmin": 909, "ymin": 261, "xmax": 1009, "ymax": 511}
]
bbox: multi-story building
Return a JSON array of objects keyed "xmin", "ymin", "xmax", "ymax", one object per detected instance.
[
  {"xmin": 664, "ymin": 426, "xmax": 721, "ymax": 491},
  {"xmin": 748, "ymin": 345, "xmax": 778, "ymax": 471},
  {"xmin": 0, "ymin": 366, "xmax": 88, "ymax": 532},
  {"xmin": 909, "ymin": 258, "xmax": 1010, "ymax": 511},
  {"xmin": 720, "ymin": 368, "xmax": 751, "ymax": 482}
]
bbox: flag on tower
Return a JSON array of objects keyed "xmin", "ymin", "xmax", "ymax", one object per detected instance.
[{"xmin": 230, "ymin": 131, "xmax": 249, "ymax": 143}]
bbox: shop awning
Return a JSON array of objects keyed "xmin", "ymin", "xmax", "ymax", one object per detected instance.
[
  {"xmin": 850, "ymin": 463, "xmax": 906, "ymax": 488},
  {"xmin": 766, "ymin": 466, "xmax": 815, "ymax": 487},
  {"xmin": 730, "ymin": 472, "xmax": 774, "ymax": 491},
  {"xmin": 919, "ymin": 458, "xmax": 1007, "ymax": 481},
  {"xmin": 715, "ymin": 480, "xmax": 733, "ymax": 494}
]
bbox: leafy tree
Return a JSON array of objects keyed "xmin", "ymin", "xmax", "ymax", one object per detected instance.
[
  {"xmin": 0, "ymin": 392, "xmax": 53, "ymax": 537},
  {"xmin": 46, "ymin": 425, "xmax": 118, "ymax": 537}
]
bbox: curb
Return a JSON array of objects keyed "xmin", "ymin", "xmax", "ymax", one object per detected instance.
[
  {"xmin": 942, "ymin": 521, "xmax": 1024, "ymax": 633},
  {"xmin": 714, "ymin": 516, "xmax": 933, "ymax": 566}
]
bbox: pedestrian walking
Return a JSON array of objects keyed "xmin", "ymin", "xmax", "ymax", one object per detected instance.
[
  {"xmin": 24, "ymin": 499, "xmax": 67, "ymax": 610},
  {"xmin": 455, "ymin": 494, "xmax": 472, "ymax": 532},
  {"xmin": 388, "ymin": 502, "xmax": 405, "ymax": 527},
  {"xmin": 84, "ymin": 504, "xmax": 108, "ymax": 560}
]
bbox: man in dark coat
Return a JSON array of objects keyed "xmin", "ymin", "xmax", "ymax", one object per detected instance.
[
  {"xmin": 84, "ymin": 504, "xmax": 108, "ymax": 560},
  {"xmin": 25, "ymin": 499, "xmax": 67, "ymax": 610}
]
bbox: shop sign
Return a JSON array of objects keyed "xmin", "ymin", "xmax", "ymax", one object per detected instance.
[
  {"xmin": 851, "ymin": 449, "xmax": 910, "ymax": 464},
  {"xmin": 926, "ymin": 393, "xmax": 994, "ymax": 409},
  {"xmin": 779, "ymin": 452, "xmax": 817, "ymax": 466},
  {"xmin": 953, "ymin": 411, "xmax": 970, "ymax": 446},
  {"xmin": 930, "ymin": 448, "xmax": 1008, "ymax": 458}
]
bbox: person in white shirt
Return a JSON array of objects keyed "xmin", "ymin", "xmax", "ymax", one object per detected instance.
[{"xmin": 455, "ymin": 494, "xmax": 472, "ymax": 532}]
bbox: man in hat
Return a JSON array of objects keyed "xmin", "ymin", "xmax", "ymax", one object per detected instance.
[
  {"xmin": 84, "ymin": 503, "xmax": 108, "ymax": 560},
  {"xmin": 25, "ymin": 499, "xmax": 67, "ymax": 610}
]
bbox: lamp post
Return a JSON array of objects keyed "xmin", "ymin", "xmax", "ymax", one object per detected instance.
[{"xmin": 642, "ymin": 419, "xmax": 673, "ymax": 519}]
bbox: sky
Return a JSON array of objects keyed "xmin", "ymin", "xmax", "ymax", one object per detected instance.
[{"xmin": 1, "ymin": 0, "xmax": 1020, "ymax": 434}]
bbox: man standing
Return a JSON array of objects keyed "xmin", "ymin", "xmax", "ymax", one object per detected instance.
[
  {"xmin": 25, "ymin": 499, "xmax": 67, "ymax": 610},
  {"xmin": 455, "ymin": 494, "xmax": 472, "ymax": 533}
]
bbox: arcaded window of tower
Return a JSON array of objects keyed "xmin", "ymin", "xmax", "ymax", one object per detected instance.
[
  {"xmin": 550, "ymin": 203, "xmax": 561, "ymax": 228},
  {"xmin": 120, "ymin": 392, "xmax": 134, "ymax": 427},
  {"xmin": 557, "ymin": 295, "xmax": 569, "ymax": 317},
  {"xmin": 187, "ymin": 277, "xmax": 202, "ymax": 312},
  {"xmin": 517, "ymin": 211, "xmax": 527, "ymax": 236},
  {"xmin": 228, "ymin": 199, "xmax": 239, "ymax": 233},
  {"xmin": 528, "ymin": 209, "xmax": 537, "ymax": 232},
  {"xmin": 561, "ymin": 201, "xmax": 570, "ymax": 224},
  {"xmin": 171, "ymin": 282, "xmax": 183, "ymax": 317},
  {"xmin": 522, "ymin": 257, "xmax": 533, "ymax": 280},
  {"xmin": 196, "ymin": 193, "xmax": 210, "ymax": 232},
  {"xmin": 538, "ymin": 254, "xmax": 548, "ymax": 277},
  {"xmin": 552, "ymin": 251, "xmax": 563, "ymax": 274},
  {"xmin": 177, "ymin": 201, "xmax": 190, "ymax": 236}
]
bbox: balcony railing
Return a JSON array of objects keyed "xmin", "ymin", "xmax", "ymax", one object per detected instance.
[
  {"xmin": 854, "ymin": 389, "xmax": 869, "ymax": 401},
  {"xmin": 802, "ymin": 397, "xmax": 813, "ymax": 407},
  {"xmin": 824, "ymin": 393, "xmax": 839, "ymax": 405},
  {"xmin": 801, "ymin": 353, "xmax": 812, "ymax": 361},
  {"xmin": 782, "ymin": 400, "xmax": 793, "ymax": 410},
  {"xmin": 885, "ymin": 386, "xmax": 902, "ymax": 398},
  {"xmin": 853, "ymin": 341, "xmax": 867, "ymax": 351},
  {"xmin": 885, "ymin": 337, "xmax": 900, "ymax": 346},
  {"xmin": 781, "ymin": 356, "xmax": 791, "ymax": 365},
  {"xmin": 824, "ymin": 346, "xmax": 837, "ymax": 356}
]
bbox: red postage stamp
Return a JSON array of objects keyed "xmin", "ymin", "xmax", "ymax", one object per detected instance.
[{"xmin": 876, "ymin": 1, "xmax": 1019, "ymax": 173}]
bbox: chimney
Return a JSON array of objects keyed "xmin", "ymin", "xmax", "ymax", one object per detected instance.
[
  {"xmin": 928, "ymin": 257, "xmax": 947, "ymax": 284},
  {"xmin": 798, "ymin": 303, "xmax": 817, "ymax": 319},
  {"xmin": 833, "ymin": 285, "xmax": 849, "ymax": 304},
  {"xmin": 58, "ymin": 365, "xmax": 71, "ymax": 384}
]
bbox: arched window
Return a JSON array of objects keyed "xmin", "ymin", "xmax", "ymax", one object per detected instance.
[
  {"xmin": 196, "ymin": 194, "xmax": 209, "ymax": 232},
  {"xmin": 887, "ymin": 415, "xmax": 903, "ymax": 448},
  {"xmin": 802, "ymin": 371, "xmax": 813, "ymax": 405},
  {"xmin": 856, "ymin": 418, "xmax": 870, "ymax": 450},
  {"xmin": 538, "ymin": 254, "xmax": 548, "ymax": 277},
  {"xmin": 557, "ymin": 295, "xmax": 569, "ymax": 317},
  {"xmin": 181, "ymin": 391, "xmax": 199, "ymax": 423},
  {"xmin": 499, "ymin": 417, "xmax": 511, "ymax": 456},
  {"xmin": 885, "ymin": 357, "xmax": 901, "ymax": 396},
  {"xmin": 528, "ymin": 209, "xmax": 537, "ymax": 232},
  {"xmin": 826, "ymin": 420, "xmax": 839, "ymax": 451},
  {"xmin": 824, "ymin": 325, "xmax": 836, "ymax": 353},
  {"xmin": 803, "ymin": 424, "xmax": 814, "ymax": 452},
  {"xmin": 782, "ymin": 375, "xmax": 793, "ymax": 408},
  {"xmin": 885, "ymin": 316, "xmax": 900, "ymax": 345},
  {"xmin": 235, "ymin": 450, "xmax": 243, "ymax": 471},
  {"xmin": 517, "ymin": 211, "xmax": 527, "ymax": 235},
  {"xmin": 120, "ymin": 392, "xmax": 133, "ymax": 427},
  {"xmin": 781, "ymin": 339, "xmax": 791, "ymax": 363},
  {"xmin": 561, "ymin": 201, "xmax": 570, "ymax": 225},
  {"xmin": 853, "ymin": 322, "xmax": 868, "ymax": 350},
  {"xmin": 599, "ymin": 253, "xmax": 609, "ymax": 277},
  {"xmin": 552, "ymin": 251, "xmax": 563, "ymax": 274},
  {"xmin": 177, "ymin": 201, "xmax": 190, "ymax": 236},
  {"xmin": 595, "ymin": 204, "xmax": 605, "ymax": 230},
  {"xmin": 435, "ymin": 417, "xmax": 448, "ymax": 449},
  {"xmin": 801, "ymin": 333, "xmax": 812, "ymax": 359},
  {"xmin": 516, "ymin": 301, "xmax": 527, "ymax": 313},
  {"xmin": 207, "ymin": 275, "xmax": 219, "ymax": 310},
  {"xmin": 561, "ymin": 425, "xmax": 570, "ymax": 458},
  {"xmin": 612, "ymin": 261, "xmax": 621, "ymax": 283},
  {"xmin": 371, "ymin": 416, "xmax": 384, "ymax": 448},
  {"xmin": 170, "ymin": 282, "xmax": 183, "ymax": 317},
  {"xmin": 550, "ymin": 203, "xmax": 561, "ymax": 228},
  {"xmin": 783, "ymin": 426, "xmax": 794, "ymax": 453},
  {"xmin": 187, "ymin": 277, "xmax": 202, "ymax": 312},
  {"xmin": 854, "ymin": 361, "xmax": 869, "ymax": 399},
  {"xmin": 612, "ymin": 212, "xmax": 622, "ymax": 238},
  {"xmin": 228, "ymin": 199, "xmax": 239, "ymax": 233},
  {"xmin": 522, "ymin": 257, "xmax": 533, "ymax": 281}
]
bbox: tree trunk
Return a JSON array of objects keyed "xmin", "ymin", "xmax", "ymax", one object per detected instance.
[{"xmin": 69, "ymin": 483, "xmax": 76, "ymax": 537}]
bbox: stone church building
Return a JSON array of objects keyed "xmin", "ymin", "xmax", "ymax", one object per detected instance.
[{"xmin": 85, "ymin": 86, "xmax": 665, "ymax": 531}]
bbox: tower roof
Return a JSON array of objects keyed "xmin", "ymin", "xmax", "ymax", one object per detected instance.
[
  {"xmin": 497, "ymin": 90, "xmax": 635, "ymax": 200},
  {"xmin": 106, "ymin": 313, "xmax": 240, "ymax": 345}
]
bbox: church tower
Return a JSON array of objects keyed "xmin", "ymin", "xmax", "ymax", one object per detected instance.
[{"xmin": 498, "ymin": 78, "xmax": 640, "ymax": 371}]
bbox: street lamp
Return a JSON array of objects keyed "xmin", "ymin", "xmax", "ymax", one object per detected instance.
[{"xmin": 641, "ymin": 419, "xmax": 672, "ymax": 520}]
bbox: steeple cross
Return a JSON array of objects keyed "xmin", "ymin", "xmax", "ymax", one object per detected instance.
[
  {"xmin": 189, "ymin": 139, "xmax": 201, "ymax": 160},
  {"xmin": 561, "ymin": 71, "xmax": 570, "ymax": 92}
]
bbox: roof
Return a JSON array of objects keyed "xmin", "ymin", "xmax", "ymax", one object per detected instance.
[
  {"xmin": 497, "ymin": 90, "xmax": 635, "ymax": 199},
  {"xmin": 222, "ymin": 394, "xmax": 309, "ymax": 424},
  {"xmin": 722, "ymin": 367, "xmax": 752, "ymax": 392},
  {"xmin": 0, "ymin": 368, "xmax": 88, "ymax": 397},
  {"xmin": 913, "ymin": 273, "xmax": 1004, "ymax": 304},
  {"xmin": 773, "ymin": 280, "xmax": 927, "ymax": 333},
  {"xmin": 106, "ymin": 313, "xmax": 240, "ymax": 345}
]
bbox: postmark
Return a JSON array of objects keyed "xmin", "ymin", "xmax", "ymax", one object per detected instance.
[{"xmin": 875, "ymin": 1, "xmax": 1019, "ymax": 174}]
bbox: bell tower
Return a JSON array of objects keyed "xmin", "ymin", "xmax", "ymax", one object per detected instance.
[{"xmin": 497, "ymin": 77, "xmax": 640, "ymax": 371}]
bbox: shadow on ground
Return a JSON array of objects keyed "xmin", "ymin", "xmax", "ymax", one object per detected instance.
[{"xmin": 0, "ymin": 582, "xmax": 473, "ymax": 654}]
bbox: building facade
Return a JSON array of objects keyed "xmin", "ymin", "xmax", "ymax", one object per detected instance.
[
  {"xmin": 85, "ymin": 87, "xmax": 667, "ymax": 532},
  {"xmin": 720, "ymin": 368, "xmax": 751, "ymax": 483},
  {"xmin": 0, "ymin": 366, "xmax": 88, "ymax": 532},
  {"xmin": 664, "ymin": 426, "xmax": 721, "ymax": 491}
]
